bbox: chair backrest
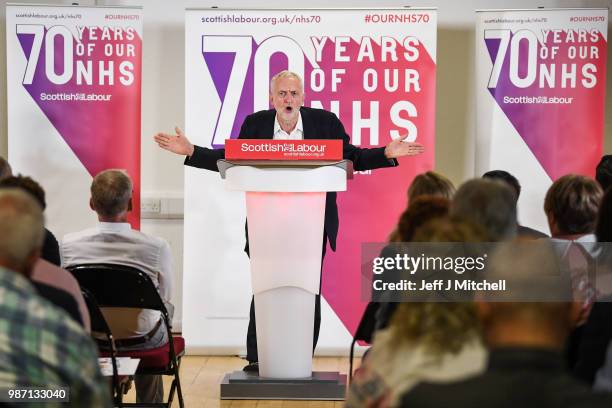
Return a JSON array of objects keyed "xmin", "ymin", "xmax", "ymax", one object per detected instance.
[
  {"xmin": 81, "ymin": 287, "xmax": 122, "ymax": 402},
  {"xmin": 81, "ymin": 287, "xmax": 114, "ymax": 341},
  {"xmin": 67, "ymin": 263, "xmax": 169, "ymax": 319}
]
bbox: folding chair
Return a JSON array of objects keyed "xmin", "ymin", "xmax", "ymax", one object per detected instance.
[
  {"xmin": 81, "ymin": 287, "xmax": 124, "ymax": 407},
  {"xmin": 349, "ymin": 301, "xmax": 380, "ymax": 383},
  {"xmin": 68, "ymin": 264, "xmax": 185, "ymax": 408}
]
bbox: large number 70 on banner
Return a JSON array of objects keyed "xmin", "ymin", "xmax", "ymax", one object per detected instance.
[
  {"xmin": 6, "ymin": 4, "xmax": 143, "ymax": 235},
  {"xmin": 475, "ymin": 8, "xmax": 607, "ymax": 233},
  {"xmin": 183, "ymin": 8, "xmax": 436, "ymax": 352}
]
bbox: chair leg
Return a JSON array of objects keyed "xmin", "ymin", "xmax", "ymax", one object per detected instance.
[
  {"xmin": 166, "ymin": 378, "xmax": 176, "ymax": 407},
  {"xmin": 175, "ymin": 374, "xmax": 184, "ymax": 408},
  {"xmin": 349, "ymin": 338, "xmax": 357, "ymax": 383},
  {"xmin": 116, "ymin": 380, "xmax": 127, "ymax": 408},
  {"xmin": 165, "ymin": 359, "xmax": 183, "ymax": 408},
  {"xmin": 174, "ymin": 360, "xmax": 184, "ymax": 408}
]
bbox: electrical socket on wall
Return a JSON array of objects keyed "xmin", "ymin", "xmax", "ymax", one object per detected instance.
[{"xmin": 141, "ymin": 198, "xmax": 161, "ymax": 214}]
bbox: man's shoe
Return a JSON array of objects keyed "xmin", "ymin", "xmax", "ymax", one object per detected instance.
[{"xmin": 243, "ymin": 362, "xmax": 259, "ymax": 373}]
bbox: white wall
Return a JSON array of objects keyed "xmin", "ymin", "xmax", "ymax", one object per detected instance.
[{"xmin": 1, "ymin": 0, "xmax": 611, "ymax": 351}]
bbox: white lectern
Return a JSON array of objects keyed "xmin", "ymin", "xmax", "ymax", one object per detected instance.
[{"xmin": 218, "ymin": 159, "xmax": 351, "ymax": 400}]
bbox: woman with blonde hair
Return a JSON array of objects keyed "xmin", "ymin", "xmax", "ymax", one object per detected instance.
[{"xmin": 346, "ymin": 219, "xmax": 487, "ymax": 408}]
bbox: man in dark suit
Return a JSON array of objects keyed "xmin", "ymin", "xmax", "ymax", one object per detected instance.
[
  {"xmin": 155, "ymin": 70, "xmax": 424, "ymax": 371},
  {"xmin": 481, "ymin": 170, "xmax": 548, "ymax": 239}
]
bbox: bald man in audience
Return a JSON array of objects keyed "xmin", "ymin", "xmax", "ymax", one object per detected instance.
[{"xmin": 0, "ymin": 189, "xmax": 109, "ymax": 406}]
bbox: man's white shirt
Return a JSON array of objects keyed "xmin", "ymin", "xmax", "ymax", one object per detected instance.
[
  {"xmin": 60, "ymin": 222, "xmax": 173, "ymax": 338},
  {"xmin": 273, "ymin": 113, "xmax": 303, "ymax": 140}
]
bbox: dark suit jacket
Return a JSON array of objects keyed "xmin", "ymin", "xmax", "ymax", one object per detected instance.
[
  {"xmin": 400, "ymin": 348, "xmax": 612, "ymax": 408},
  {"xmin": 518, "ymin": 224, "xmax": 549, "ymax": 239},
  {"xmin": 42, "ymin": 228, "xmax": 61, "ymax": 266},
  {"xmin": 574, "ymin": 296, "xmax": 612, "ymax": 384},
  {"xmin": 184, "ymin": 106, "xmax": 397, "ymax": 251}
]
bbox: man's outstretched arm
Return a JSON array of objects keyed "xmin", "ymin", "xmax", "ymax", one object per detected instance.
[
  {"xmin": 332, "ymin": 114, "xmax": 425, "ymax": 171},
  {"xmin": 383, "ymin": 133, "xmax": 425, "ymax": 159},
  {"xmin": 154, "ymin": 127, "xmax": 224, "ymax": 172},
  {"xmin": 154, "ymin": 126, "xmax": 195, "ymax": 156}
]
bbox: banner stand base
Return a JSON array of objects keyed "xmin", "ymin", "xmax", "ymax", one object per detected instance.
[{"xmin": 220, "ymin": 371, "xmax": 347, "ymax": 400}]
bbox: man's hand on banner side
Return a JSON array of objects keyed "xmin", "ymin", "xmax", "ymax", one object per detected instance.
[
  {"xmin": 384, "ymin": 133, "xmax": 425, "ymax": 159},
  {"xmin": 154, "ymin": 127, "xmax": 195, "ymax": 157}
]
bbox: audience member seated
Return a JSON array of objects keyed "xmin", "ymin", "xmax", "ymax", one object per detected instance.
[
  {"xmin": 33, "ymin": 280, "xmax": 84, "ymax": 324},
  {"xmin": 574, "ymin": 187, "xmax": 612, "ymax": 387},
  {"xmin": 596, "ymin": 353, "xmax": 612, "ymax": 391},
  {"xmin": 347, "ymin": 220, "xmax": 487, "ymax": 408},
  {"xmin": 0, "ymin": 175, "xmax": 61, "ymax": 265},
  {"xmin": 375, "ymin": 196, "xmax": 451, "ymax": 330},
  {"xmin": 596, "ymin": 155, "xmax": 612, "ymax": 192},
  {"xmin": 407, "ymin": 171, "xmax": 456, "ymax": 203},
  {"xmin": 0, "ymin": 176, "xmax": 87, "ymax": 328},
  {"xmin": 399, "ymin": 241, "xmax": 612, "ymax": 408},
  {"xmin": 389, "ymin": 171, "xmax": 455, "ymax": 241},
  {"xmin": 545, "ymin": 174, "xmax": 602, "ymax": 250},
  {"xmin": 0, "ymin": 189, "xmax": 110, "ymax": 406},
  {"xmin": 544, "ymin": 174, "xmax": 603, "ymax": 367},
  {"xmin": 482, "ymin": 169, "xmax": 548, "ymax": 238},
  {"xmin": 450, "ymin": 178, "xmax": 517, "ymax": 241},
  {"xmin": 31, "ymin": 258, "xmax": 91, "ymax": 331},
  {"xmin": 61, "ymin": 169, "xmax": 174, "ymax": 404},
  {"xmin": 0, "ymin": 156, "xmax": 12, "ymax": 180}
]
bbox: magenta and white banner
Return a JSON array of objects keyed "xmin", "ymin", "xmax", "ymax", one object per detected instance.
[
  {"xmin": 184, "ymin": 8, "xmax": 436, "ymax": 353},
  {"xmin": 6, "ymin": 5, "xmax": 142, "ymax": 235},
  {"xmin": 476, "ymin": 8, "xmax": 607, "ymax": 233}
]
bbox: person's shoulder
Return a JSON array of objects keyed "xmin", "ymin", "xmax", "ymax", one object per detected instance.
[
  {"xmin": 398, "ymin": 375, "xmax": 486, "ymax": 407},
  {"xmin": 7, "ymin": 278, "xmax": 84, "ymax": 335},
  {"xmin": 62, "ymin": 227, "xmax": 98, "ymax": 244},
  {"xmin": 518, "ymin": 224, "xmax": 549, "ymax": 239},
  {"xmin": 246, "ymin": 109, "xmax": 276, "ymax": 122},
  {"xmin": 44, "ymin": 228, "xmax": 59, "ymax": 243},
  {"xmin": 128, "ymin": 228, "xmax": 170, "ymax": 250},
  {"xmin": 301, "ymin": 106, "xmax": 338, "ymax": 121}
]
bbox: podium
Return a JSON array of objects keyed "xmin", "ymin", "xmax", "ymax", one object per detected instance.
[{"xmin": 218, "ymin": 150, "xmax": 351, "ymax": 400}]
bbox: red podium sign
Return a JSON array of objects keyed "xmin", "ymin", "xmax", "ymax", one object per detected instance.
[{"xmin": 225, "ymin": 139, "xmax": 343, "ymax": 161}]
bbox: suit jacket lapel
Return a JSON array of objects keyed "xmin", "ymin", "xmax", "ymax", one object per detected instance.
[
  {"xmin": 300, "ymin": 107, "xmax": 317, "ymax": 139},
  {"xmin": 260, "ymin": 109, "xmax": 275, "ymax": 139}
]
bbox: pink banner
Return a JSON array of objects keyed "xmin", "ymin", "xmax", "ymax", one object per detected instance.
[{"xmin": 7, "ymin": 5, "xmax": 142, "ymax": 230}]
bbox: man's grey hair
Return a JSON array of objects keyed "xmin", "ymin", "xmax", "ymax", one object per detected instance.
[
  {"xmin": 91, "ymin": 169, "xmax": 132, "ymax": 218},
  {"xmin": 0, "ymin": 156, "xmax": 13, "ymax": 181},
  {"xmin": 451, "ymin": 178, "xmax": 517, "ymax": 241},
  {"xmin": 270, "ymin": 70, "xmax": 304, "ymax": 93},
  {"xmin": 0, "ymin": 189, "xmax": 44, "ymax": 267}
]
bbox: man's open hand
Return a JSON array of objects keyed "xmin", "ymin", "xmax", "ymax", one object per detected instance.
[
  {"xmin": 384, "ymin": 133, "xmax": 425, "ymax": 159},
  {"xmin": 154, "ymin": 126, "xmax": 195, "ymax": 157}
]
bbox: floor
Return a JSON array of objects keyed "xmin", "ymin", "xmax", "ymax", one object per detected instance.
[{"xmin": 121, "ymin": 356, "xmax": 352, "ymax": 407}]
